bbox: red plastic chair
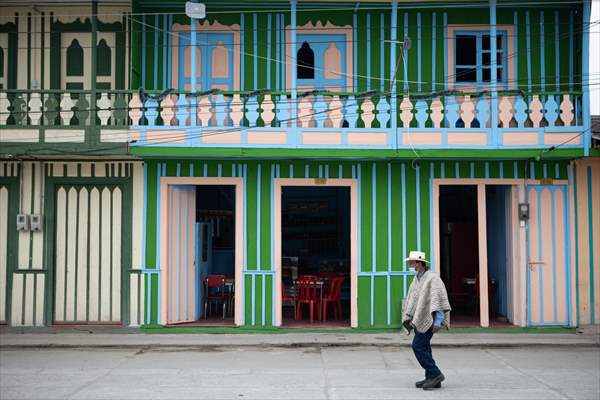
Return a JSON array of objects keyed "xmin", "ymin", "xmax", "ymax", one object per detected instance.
[
  {"xmin": 205, "ymin": 274, "xmax": 227, "ymax": 319},
  {"xmin": 295, "ymin": 277, "xmax": 320, "ymax": 322},
  {"xmin": 322, "ymin": 277, "xmax": 344, "ymax": 321}
]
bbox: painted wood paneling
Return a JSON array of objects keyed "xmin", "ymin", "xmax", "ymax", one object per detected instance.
[
  {"xmin": 572, "ymin": 158, "xmax": 600, "ymax": 325},
  {"xmin": 526, "ymin": 185, "xmax": 570, "ymax": 326},
  {"xmin": 0, "ymin": 161, "xmax": 140, "ymax": 327},
  {"xmin": 142, "ymin": 159, "xmax": 576, "ymax": 328},
  {"xmin": 0, "ymin": 185, "xmax": 9, "ymax": 322},
  {"xmin": 167, "ymin": 185, "xmax": 196, "ymax": 324},
  {"xmin": 53, "ymin": 184, "xmax": 123, "ymax": 324}
]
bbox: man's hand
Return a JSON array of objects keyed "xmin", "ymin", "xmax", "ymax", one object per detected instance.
[{"xmin": 432, "ymin": 326, "xmax": 440, "ymax": 333}]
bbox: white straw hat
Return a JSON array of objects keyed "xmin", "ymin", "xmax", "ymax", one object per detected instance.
[{"xmin": 404, "ymin": 250, "xmax": 430, "ymax": 264}]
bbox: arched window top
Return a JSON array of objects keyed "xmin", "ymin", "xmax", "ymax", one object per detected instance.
[
  {"xmin": 66, "ymin": 39, "xmax": 84, "ymax": 77},
  {"xmin": 96, "ymin": 38, "xmax": 111, "ymax": 76},
  {"xmin": 297, "ymin": 41, "xmax": 314, "ymax": 80}
]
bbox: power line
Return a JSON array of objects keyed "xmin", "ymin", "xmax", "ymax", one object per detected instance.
[{"xmin": 0, "ymin": 1, "xmax": 591, "ymax": 20}]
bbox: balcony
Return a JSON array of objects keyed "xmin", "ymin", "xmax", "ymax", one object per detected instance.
[
  {"xmin": 0, "ymin": 89, "xmax": 586, "ymax": 155},
  {"xmin": 0, "ymin": 89, "xmax": 131, "ymax": 156}
]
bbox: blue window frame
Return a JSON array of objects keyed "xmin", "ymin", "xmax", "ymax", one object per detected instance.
[
  {"xmin": 296, "ymin": 34, "xmax": 347, "ymax": 91},
  {"xmin": 454, "ymin": 31, "xmax": 507, "ymax": 86},
  {"xmin": 177, "ymin": 32, "xmax": 234, "ymax": 91}
]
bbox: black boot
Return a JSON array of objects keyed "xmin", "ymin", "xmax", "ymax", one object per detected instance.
[
  {"xmin": 416, "ymin": 379, "xmax": 441, "ymax": 389},
  {"xmin": 422, "ymin": 373, "xmax": 445, "ymax": 390}
]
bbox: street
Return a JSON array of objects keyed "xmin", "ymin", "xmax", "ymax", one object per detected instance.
[{"xmin": 1, "ymin": 346, "xmax": 598, "ymax": 400}]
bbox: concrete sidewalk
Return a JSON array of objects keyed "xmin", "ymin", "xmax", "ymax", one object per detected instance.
[{"xmin": 1, "ymin": 330, "xmax": 598, "ymax": 350}]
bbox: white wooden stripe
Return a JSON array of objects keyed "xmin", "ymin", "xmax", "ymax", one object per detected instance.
[
  {"xmin": 100, "ymin": 187, "xmax": 111, "ymax": 321},
  {"xmin": 95, "ymin": 163, "xmax": 106, "ymax": 177},
  {"xmin": 54, "ymin": 187, "xmax": 67, "ymax": 321},
  {"xmin": 76, "ymin": 188, "xmax": 89, "ymax": 321},
  {"xmin": 52, "ymin": 162, "xmax": 63, "ymax": 177},
  {"xmin": 66, "ymin": 163, "xmax": 77, "ymax": 177},
  {"xmin": 11, "ymin": 273, "xmax": 23, "ymax": 326},
  {"xmin": 24, "ymin": 274, "xmax": 34, "ymax": 325},
  {"xmin": 140, "ymin": 270, "xmax": 145, "ymax": 325},
  {"xmin": 131, "ymin": 163, "xmax": 143, "ymax": 269},
  {"xmin": 35, "ymin": 275, "xmax": 44, "ymax": 326},
  {"xmin": 111, "ymin": 187, "xmax": 122, "ymax": 321},
  {"xmin": 65, "ymin": 187, "xmax": 78, "ymax": 321},
  {"xmin": 80, "ymin": 163, "xmax": 92, "ymax": 177},
  {"xmin": 0, "ymin": 187, "xmax": 7, "ymax": 321},
  {"xmin": 88, "ymin": 188, "xmax": 100, "ymax": 321},
  {"xmin": 130, "ymin": 274, "xmax": 138, "ymax": 326},
  {"xmin": 31, "ymin": 163, "xmax": 43, "ymax": 269}
]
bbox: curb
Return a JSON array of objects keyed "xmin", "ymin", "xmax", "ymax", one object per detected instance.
[{"xmin": 2, "ymin": 342, "xmax": 599, "ymax": 350}]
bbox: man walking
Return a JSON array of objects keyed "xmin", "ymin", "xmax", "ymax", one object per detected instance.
[{"xmin": 402, "ymin": 251, "xmax": 451, "ymax": 390}]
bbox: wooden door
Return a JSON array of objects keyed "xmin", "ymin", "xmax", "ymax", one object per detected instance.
[
  {"xmin": 167, "ymin": 185, "xmax": 197, "ymax": 324},
  {"xmin": 53, "ymin": 184, "xmax": 122, "ymax": 323},
  {"xmin": 526, "ymin": 184, "xmax": 570, "ymax": 326}
]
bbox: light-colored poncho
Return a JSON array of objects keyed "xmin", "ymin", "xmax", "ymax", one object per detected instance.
[{"xmin": 402, "ymin": 269, "xmax": 451, "ymax": 334}]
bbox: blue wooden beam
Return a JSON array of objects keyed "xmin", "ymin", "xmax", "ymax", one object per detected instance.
[{"xmin": 490, "ymin": 0, "xmax": 498, "ymax": 145}]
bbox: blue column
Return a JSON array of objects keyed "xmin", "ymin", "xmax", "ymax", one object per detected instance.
[
  {"xmin": 582, "ymin": 0, "xmax": 591, "ymax": 156},
  {"xmin": 190, "ymin": 0, "xmax": 198, "ymax": 127},
  {"xmin": 490, "ymin": 0, "xmax": 498, "ymax": 145},
  {"xmin": 390, "ymin": 1, "xmax": 398, "ymax": 147},
  {"xmin": 290, "ymin": 0, "xmax": 297, "ymax": 128}
]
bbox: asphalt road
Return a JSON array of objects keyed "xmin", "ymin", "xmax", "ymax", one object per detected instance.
[{"xmin": 1, "ymin": 347, "xmax": 599, "ymax": 399}]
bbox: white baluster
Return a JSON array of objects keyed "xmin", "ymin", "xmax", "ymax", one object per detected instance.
[
  {"xmin": 97, "ymin": 92, "xmax": 112, "ymax": 126},
  {"xmin": 28, "ymin": 92, "xmax": 43, "ymax": 125},
  {"xmin": 230, "ymin": 94, "xmax": 243, "ymax": 127},
  {"xmin": 298, "ymin": 97, "xmax": 313, "ymax": 128},
  {"xmin": 60, "ymin": 93, "xmax": 75, "ymax": 125},
  {"xmin": 460, "ymin": 95, "xmax": 475, "ymax": 128},
  {"xmin": 430, "ymin": 97, "xmax": 444, "ymax": 128},
  {"xmin": 198, "ymin": 96, "xmax": 212, "ymax": 126},
  {"xmin": 529, "ymin": 95, "xmax": 543, "ymax": 128},
  {"xmin": 261, "ymin": 95, "xmax": 275, "ymax": 126},
  {"xmin": 128, "ymin": 94, "xmax": 143, "ymax": 125},
  {"xmin": 400, "ymin": 96, "xmax": 413, "ymax": 128},
  {"xmin": 559, "ymin": 94, "xmax": 574, "ymax": 126},
  {"xmin": 498, "ymin": 96, "xmax": 513, "ymax": 128},
  {"xmin": 329, "ymin": 96, "xmax": 343, "ymax": 128},
  {"xmin": 0, "ymin": 92, "xmax": 9, "ymax": 125},
  {"xmin": 360, "ymin": 97, "xmax": 375, "ymax": 128},
  {"xmin": 160, "ymin": 94, "xmax": 176, "ymax": 126}
]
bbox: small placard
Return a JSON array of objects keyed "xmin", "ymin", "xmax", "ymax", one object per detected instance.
[
  {"xmin": 314, "ymin": 178, "xmax": 327, "ymax": 185},
  {"xmin": 539, "ymin": 178, "xmax": 554, "ymax": 185}
]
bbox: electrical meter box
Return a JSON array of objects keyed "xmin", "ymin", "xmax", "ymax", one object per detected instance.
[
  {"xmin": 30, "ymin": 214, "xmax": 43, "ymax": 231},
  {"xmin": 16, "ymin": 214, "xmax": 29, "ymax": 231}
]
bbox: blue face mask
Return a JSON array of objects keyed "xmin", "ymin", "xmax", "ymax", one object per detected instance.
[{"xmin": 408, "ymin": 267, "xmax": 416, "ymax": 273}]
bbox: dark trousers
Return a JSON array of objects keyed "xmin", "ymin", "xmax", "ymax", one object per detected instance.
[{"xmin": 412, "ymin": 327, "xmax": 442, "ymax": 379}]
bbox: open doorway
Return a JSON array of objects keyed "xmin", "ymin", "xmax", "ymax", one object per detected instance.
[
  {"xmin": 281, "ymin": 186, "xmax": 351, "ymax": 326},
  {"xmin": 485, "ymin": 185, "xmax": 513, "ymax": 325},
  {"xmin": 438, "ymin": 184, "xmax": 513, "ymax": 327},
  {"xmin": 439, "ymin": 185, "xmax": 480, "ymax": 325},
  {"xmin": 195, "ymin": 185, "xmax": 236, "ymax": 326},
  {"xmin": 162, "ymin": 180, "xmax": 241, "ymax": 327}
]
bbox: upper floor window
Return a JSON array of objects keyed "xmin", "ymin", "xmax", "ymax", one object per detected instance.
[
  {"xmin": 177, "ymin": 32, "xmax": 234, "ymax": 91},
  {"xmin": 297, "ymin": 42, "xmax": 315, "ymax": 79},
  {"xmin": 296, "ymin": 34, "xmax": 346, "ymax": 91},
  {"xmin": 455, "ymin": 31, "xmax": 506, "ymax": 84}
]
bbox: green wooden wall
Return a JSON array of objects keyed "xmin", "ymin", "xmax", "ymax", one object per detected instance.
[
  {"xmin": 142, "ymin": 158, "xmax": 570, "ymax": 328},
  {"xmin": 131, "ymin": 2, "xmax": 583, "ymax": 95}
]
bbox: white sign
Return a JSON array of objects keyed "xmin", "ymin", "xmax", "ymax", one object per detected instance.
[{"xmin": 185, "ymin": 2, "xmax": 206, "ymax": 19}]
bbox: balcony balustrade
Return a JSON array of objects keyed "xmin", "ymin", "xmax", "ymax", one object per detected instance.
[{"xmin": 0, "ymin": 89, "xmax": 585, "ymax": 151}]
